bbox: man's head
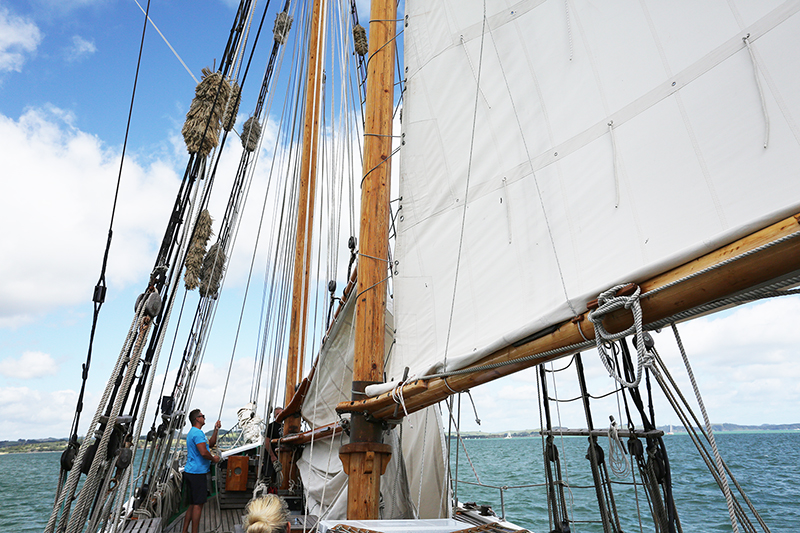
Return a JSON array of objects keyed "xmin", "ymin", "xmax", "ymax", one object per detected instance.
[
  {"xmin": 273, "ymin": 407, "xmax": 284, "ymax": 420},
  {"xmin": 189, "ymin": 409, "xmax": 204, "ymax": 427}
]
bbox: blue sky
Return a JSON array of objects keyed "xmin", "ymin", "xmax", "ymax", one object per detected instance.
[{"xmin": 0, "ymin": 0, "xmax": 799, "ymax": 442}]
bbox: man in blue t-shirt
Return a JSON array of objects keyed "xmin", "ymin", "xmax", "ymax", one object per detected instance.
[{"xmin": 182, "ymin": 408, "xmax": 221, "ymax": 533}]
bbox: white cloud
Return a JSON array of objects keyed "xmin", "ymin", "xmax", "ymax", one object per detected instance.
[
  {"xmin": 0, "ymin": 107, "xmax": 180, "ymax": 328},
  {"xmin": 0, "ymin": 7, "xmax": 42, "ymax": 73},
  {"xmin": 0, "ymin": 386, "xmax": 80, "ymax": 439},
  {"xmin": 66, "ymin": 35, "xmax": 96, "ymax": 62},
  {"xmin": 0, "ymin": 351, "xmax": 58, "ymax": 379},
  {"xmin": 453, "ymin": 296, "xmax": 800, "ymax": 433}
]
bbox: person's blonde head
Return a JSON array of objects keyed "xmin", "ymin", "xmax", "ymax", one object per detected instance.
[{"xmin": 244, "ymin": 494, "xmax": 289, "ymax": 533}]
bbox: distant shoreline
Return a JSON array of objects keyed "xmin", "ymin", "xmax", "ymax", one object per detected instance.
[
  {"xmin": 2, "ymin": 424, "xmax": 798, "ymax": 452},
  {"xmin": 453, "ymin": 423, "xmax": 800, "ymax": 440}
]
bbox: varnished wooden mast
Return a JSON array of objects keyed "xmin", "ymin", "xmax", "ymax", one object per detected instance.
[
  {"xmin": 339, "ymin": 0, "xmax": 397, "ymax": 520},
  {"xmin": 281, "ymin": 0, "xmax": 326, "ymax": 487}
]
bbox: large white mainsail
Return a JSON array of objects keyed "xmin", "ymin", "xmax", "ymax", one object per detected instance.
[{"xmin": 391, "ymin": 0, "xmax": 800, "ymax": 382}]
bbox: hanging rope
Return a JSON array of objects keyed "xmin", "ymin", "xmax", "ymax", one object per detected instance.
[
  {"xmin": 241, "ymin": 116, "xmax": 263, "ymax": 151},
  {"xmin": 223, "ymin": 80, "xmax": 242, "ymax": 131},
  {"xmin": 199, "ymin": 241, "xmax": 227, "ymax": 298},
  {"xmin": 607, "ymin": 416, "xmax": 630, "ymax": 478}
]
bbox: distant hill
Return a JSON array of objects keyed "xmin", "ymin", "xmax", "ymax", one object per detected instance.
[
  {"xmin": 0, "ymin": 438, "xmax": 70, "ymax": 453},
  {"xmin": 453, "ymin": 423, "xmax": 800, "ymax": 439}
]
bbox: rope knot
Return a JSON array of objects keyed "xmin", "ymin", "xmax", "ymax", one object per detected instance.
[{"xmin": 588, "ymin": 284, "xmax": 648, "ymax": 389}]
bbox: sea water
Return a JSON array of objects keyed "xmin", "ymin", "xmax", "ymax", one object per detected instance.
[
  {"xmin": 2, "ymin": 432, "xmax": 798, "ymax": 532},
  {"xmin": 449, "ymin": 432, "xmax": 800, "ymax": 533}
]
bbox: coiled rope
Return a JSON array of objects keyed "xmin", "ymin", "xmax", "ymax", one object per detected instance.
[
  {"xmin": 588, "ymin": 284, "xmax": 652, "ymax": 388},
  {"xmin": 607, "ymin": 416, "xmax": 630, "ymax": 478}
]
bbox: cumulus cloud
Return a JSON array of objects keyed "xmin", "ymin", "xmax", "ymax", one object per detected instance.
[
  {"xmin": 66, "ymin": 35, "xmax": 96, "ymax": 62},
  {"xmin": 0, "ymin": 7, "xmax": 42, "ymax": 73},
  {"xmin": 0, "ymin": 351, "xmax": 58, "ymax": 379},
  {"xmin": 0, "ymin": 386, "xmax": 81, "ymax": 439},
  {"xmin": 0, "ymin": 106, "xmax": 180, "ymax": 328}
]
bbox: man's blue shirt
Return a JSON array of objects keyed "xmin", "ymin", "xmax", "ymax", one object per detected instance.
[{"xmin": 185, "ymin": 426, "xmax": 210, "ymax": 474}]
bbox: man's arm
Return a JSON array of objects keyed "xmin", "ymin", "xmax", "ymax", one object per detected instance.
[
  {"xmin": 196, "ymin": 442, "xmax": 220, "ymax": 463},
  {"xmin": 208, "ymin": 420, "xmax": 221, "ymax": 448},
  {"xmin": 267, "ymin": 439, "xmax": 278, "ymax": 462}
]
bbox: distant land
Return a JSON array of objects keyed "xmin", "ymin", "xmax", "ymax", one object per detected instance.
[
  {"xmin": 454, "ymin": 423, "xmax": 800, "ymax": 439},
  {"xmin": 1, "ymin": 423, "xmax": 798, "ymax": 453}
]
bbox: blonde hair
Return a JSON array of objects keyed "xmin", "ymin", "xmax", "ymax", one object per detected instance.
[{"xmin": 244, "ymin": 494, "xmax": 289, "ymax": 533}]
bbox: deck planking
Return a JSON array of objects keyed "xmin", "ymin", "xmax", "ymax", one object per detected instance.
[
  {"xmin": 121, "ymin": 517, "xmax": 161, "ymax": 533},
  {"xmin": 162, "ymin": 498, "xmax": 245, "ymax": 533}
]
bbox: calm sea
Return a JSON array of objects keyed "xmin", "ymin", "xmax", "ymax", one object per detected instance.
[
  {"xmin": 3, "ymin": 432, "xmax": 798, "ymax": 532},
  {"xmin": 450, "ymin": 432, "xmax": 800, "ymax": 533}
]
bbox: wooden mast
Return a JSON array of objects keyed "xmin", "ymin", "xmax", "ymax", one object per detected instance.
[
  {"xmin": 338, "ymin": 0, "xmax": 397, "ymax": 520},
  {"xmin": 280, "ymin": 0, "xmax": 327, "ymax": 487}
]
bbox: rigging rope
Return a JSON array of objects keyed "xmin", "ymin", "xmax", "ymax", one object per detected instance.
[
  {"xmin": 442, "ymin": 0, "xmax": 487, "ymax": 373},
  {"xmin": 62, "ymin": 0, "xmax": 155, "ymax": 474},
  {"xmin": 670, "ymin": 323, "xmax": 740, "ymax": 533}
]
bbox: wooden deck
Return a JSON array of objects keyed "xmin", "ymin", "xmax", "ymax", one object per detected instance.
[
  {"xmin": 121, "ymin": 517, "xmax": 161, "ymax": 533},
  {"xmin": 162, "ymin": 498, "xmax": 245, "ymax": 533}
]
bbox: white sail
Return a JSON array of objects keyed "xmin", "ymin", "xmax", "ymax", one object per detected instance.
[
  {"xmin": 300, "ymin": 293, "xmax": 450, "ymax": 518},
  {"xmin": 391, "ymin": 0, "xmax": 800, "ymax": 381}
]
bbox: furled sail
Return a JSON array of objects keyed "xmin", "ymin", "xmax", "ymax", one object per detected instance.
[
  {"xmin": 391, "ymin": 0, "xmax": 800, "ymax": 382},
  {"xmin": 301, "ymin": 295, "xmax": 450, "ymax": 518}
]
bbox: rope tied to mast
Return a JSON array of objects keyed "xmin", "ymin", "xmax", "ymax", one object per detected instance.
[{"xmin": 588, "ymin": 283, "xmax": 652, "ymax": 388}]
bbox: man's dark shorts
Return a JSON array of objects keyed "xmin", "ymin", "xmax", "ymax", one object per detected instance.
[{"xmin": 183, "ymin": 471, "xmax": 208, "ymax": 505}]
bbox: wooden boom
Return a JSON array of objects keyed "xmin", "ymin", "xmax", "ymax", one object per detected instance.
[{"xmin": 337, "ymin": 212, "xmax": 800, "ymax": 420}]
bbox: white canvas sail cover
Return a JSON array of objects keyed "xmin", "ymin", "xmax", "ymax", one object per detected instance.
[
  {"xmin": 390, "ymin": 0, "xmax": 800, "ymax": 381},
  {"xmin": 300, "ymin": 296, "xmax": 450, "ymax": 518}
]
